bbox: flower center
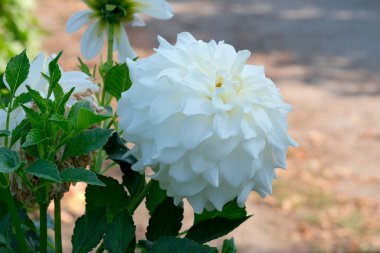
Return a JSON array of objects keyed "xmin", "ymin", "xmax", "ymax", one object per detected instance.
[
  {"xmin": 215, "ymin": 75, "xmax": 225, "ymax": 88},
  {"xmin": 85, "ymin": 0, "xmax": 138, "ymax": 24}
]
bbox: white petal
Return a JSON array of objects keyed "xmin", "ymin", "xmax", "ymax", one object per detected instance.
[
  {"xmin": 135, "ymin": 0, "xmax": 173, "ymax": 20},
  {"xmin": 80, "ymin": 21, "xmax": 105, "ymax": 60},
  {"xmin": 131, "ymin": 14, "xmax": 146, "ymax": 27},
  {"xmin": 66, "ymin": 10, "xmax": 93, "ymax": 33},
  {"xmin": 114, "ymin": 26, "xmax": 137, "ymax": 62}
]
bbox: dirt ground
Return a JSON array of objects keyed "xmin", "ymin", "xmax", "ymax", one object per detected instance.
[{"xmin": 36, "ymin": 0, "xmax": 380, "ymax": 252}]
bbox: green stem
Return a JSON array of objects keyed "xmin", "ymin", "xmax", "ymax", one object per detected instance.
[
  {"xmin": 107, "ymin": 24, "xmax": 114, "ymax": 65},
  {"xmin": 0, "ymin": 174, "xmax": 29, "ymax": 253},
  {"xmin": 39, "ymin": 186, "xmax": 48, "ymax": 253},
  {"xmin": 127, "ymin": 180, "xmax": 154, "ymax": 214},
  {"xmin": 54, "ymin": 196, "xmax": 63, "ymax": 253}
]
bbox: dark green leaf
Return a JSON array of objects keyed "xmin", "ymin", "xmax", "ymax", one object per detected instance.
[
  {"xmin": 185, "ymin": 216, "xmax": 251, "ymax": 244},
  {"xmin": 49, "ymin": 115, "xmax": 71, "ymax": 131},
  {"xmin": 0, "ymin": 130, "xmax": 10, "ymax": 137},
  {"xmin": 72, "ymin": 209, "xmax": 107, "ymax": 253},
  {"xmin": 5, "ymin": 50, "xmax": 30, "ymax": 95},
  {"xmin": 121, "ymin": 163, "xmax": 144, "ymax": 197},
  {"xmin": 0, "ymin": 148, "xmax": 20, "ymax": 173},
  {"xmin": 21, "ymin": 105, "xmax": 43, "ymax": 129},
  {"xmin": 194, "ymin": 199, "xmax": 247, "ymax": 225},
  {"xmin": 22, "ymin": 129, "xmax": 49, "ymax": 148},
  {"xmin": 60, "ymin": 168, "xmax": 105, "ymax": 186},
  {"xmin": 12, "ymin": 93, "xmax": 32, "ymax": 107},
  {"xmin": 222, "ymin": 238, "xmax": 236, "ymax": 253},
  {"xmin": 56, "ymin": 87, "xmax": 75, "ymax": 115},
  {"xmin": 77, "ymin": 57, "xmax": 91, "ymax": 76},
  {"xmin": 68, "ymin": 101, "xmax": 92, "ymax": 120},
  {"xmin": 47, "ymin": 51, "xmax": 62, "ymax": 97},
  {"xmin": 146, "ymin": 180, "xmax": 167, "ymax": 215},
  {"xmin": 85, "ymin": 175, "xmax": 129, "ymax": 221},
  {"xmin": 25, "ymin": 159, "xmax": 61, "ymax": 182},
  {"xmin": 104, "ymin": 63, "xmax": 132, "ymax": 100},
  {"xmin": 11, "ymin": 119, "xmax": 30, "ymax": 147},
  {"xmin": 146, "ymin": 198, "xmax": 183, "ymax": 241},
  {"xmin": 149, "ymin": 237, "xmax": 217, "ymax": 253},
  {"xmin": 104, "ymin": 209, "xmax": 135, "ymax": 253},
  {"xmin": 26, "ymin": 86, "xmax": 47, "ymax": 112},
  {"xmin": 76, "ymin": 108, "xmax": 110, "ymax": 131},
  {"xmin": 62, "ymin": 128, "xmax": 113, "ymax": 161},
  {"xmin": 103, "ymin": 132, "xmax": 137, "ymax": 165}
]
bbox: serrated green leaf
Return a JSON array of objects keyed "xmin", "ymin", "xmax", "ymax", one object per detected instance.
[
  {"xmin": 222, "ymin": 238, "xmax": 236, "ymax": 253},
  {"xmin": 85, "ymin": 175, "xmax": 129, "ymax": 221},
  {"xmin": 104, "ymin": 209, "xmax": 135, "ymax": 253},
  {"xmin": 12, "ymin": 93, "xmax": 32, "ymax": 108},
  {"xmin": 56, "ymin": 87, "xmax": 75, "ymax": 115},
  {"xmin": 68, "ymin": 101, "xmax": 91, "ymax": 120},
  {"xmin": 146, "ymin": 198, "xmax": 183, "ymax": 241},
  {"xmin": 22, "ymin": 129, "xmax": 49, "ymax": 148},
  {"xmin": 49, "ymin": 115, "xmax": 71, "ymax": 131},
  {"xmin": 121, "ymin": 163, "xmax": 145, "ymax": 198},
  {"xmin": 0, "ymin": 148, "xmax": 20, "ymax": 173},
  {"xmin": 21, "ymin": 105, "xmax": 43, "ymax": 129},
  {"xmin": 62, "ymin": 128, "xmax": 113, "ymax": 161},
  {"xmin": 0, "ymin": 130, "xmax": 10, "ymax": 137},
  {"xmin": 148, "ymin": 237, "xmax": 217, "ymax": 253},
  {"xmin": 60, "ymin": 168, "xmax": 105, "ymax": 186},
  {"xmin": 194, "ymin": 199, "xmax": 247, "ymax": 225},
  {"xmin": 104, "ymin": 63, "xmax": 132, "ymax": 100},
  {"xmin": 77, "ymin": 57, "xmax": 91, "ymax": 76},
  {"xmin": 47, "ymin": 51, "xmax": 62, "ymax": 98},
  {"xmin": 146, "ymin": 180, "xmax": 167, "ymax": 215},
  {"xmin": 185, "ymin": 216, "xmax": 251, "ymax": 244},
  {"xmin": 25, "ymin": 159, "xmax": 61, "ymax": 182},
  {"xmin": 11, "ymin": 119, "xmax": 29, "ymax": 147},
  {"xmin": 76, "ymin": 108, "xmax": 110, "ymax": 131},
  {"xmin": 26, "ymin": 86, "xmax": 47, "ymax": 112},
  {"xmin": 5, "ymin": 50, "xmax": 30, "ymax": 95},
  {"xmin": 72, "ymin": 209, "xmax": 107, "ymax": 253}
]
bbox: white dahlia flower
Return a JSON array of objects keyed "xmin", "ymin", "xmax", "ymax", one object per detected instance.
[
  {"xmin": 117, "ymin": 32, "xmax": 298, "ymax": 213},
  {"xmin": 66, "ymin": 0, "xmax": 173, "ymax": 61}
]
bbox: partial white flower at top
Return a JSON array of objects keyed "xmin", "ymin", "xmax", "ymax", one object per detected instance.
[
  {"xmin": 66, "ymin": 0, "xmax": 173, "ymax": 61},
  {"xmin": 117, "ymin": 32, "xmax": 298, "ymax": 213}
]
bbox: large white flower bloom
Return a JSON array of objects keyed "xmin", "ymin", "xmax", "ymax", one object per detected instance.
[
  {"xmin": 66, "ymin": 0, "xmax": 173, "ymax": 61},
  {"xmin": 117, "ymin": 32, "xmax": 298, "ymax": 213}
]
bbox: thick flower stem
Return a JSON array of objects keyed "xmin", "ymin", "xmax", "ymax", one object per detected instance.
[
  {"xmin": 39, "ymin": 186, "xmax": 48, "ymax": 253},
  {"xmin": 107, "ymin": 24, "xmax": 114, "ymax": 66},
  {"xmin": 0, "ymin": 174, "xmax": 29, "ymax": 253},
  {"xmin": 54, "ymin": 196, "xmax": 63, "ymax": 253},
  {"xmin": 127, "ymin": 180, "xmax": 154, "ymax": 214}
]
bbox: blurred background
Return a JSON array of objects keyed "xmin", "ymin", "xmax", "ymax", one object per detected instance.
[{"xmin": 2, "ymin": 0, "xmax": 380, "ymax": 252}]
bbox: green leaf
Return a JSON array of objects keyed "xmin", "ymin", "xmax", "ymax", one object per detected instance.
[
  {"xmin": 26, "ymin": 86, "xmax": 47, "ymax": 112},
  {"xmin": 49, "ymin": 115, "xmax": 71, "ymax": 132},
  {"xmin": 76, "ymin": 108, "xmax": 110, "ymax": 131},
  {"xmin": 56, "ymin": 87, "xmax": 75, "ymax": 115},
  {"xmin": 146, "ymin": 180, "xmax": 167, "ymax": 215},
  {"xmin": 12, "ymin": 93, "xmax": 32, "ymax": 108},
  {"xmin": 185, "ymin": 216, "xmax": 251, "ymax": 244},
  {"xmin": 72, "ymin": 209, "xmax": 107, "ymax": 253},
  {"xmin": 77, "ymin": 57, "xmax": 91, "ymax": 76},
  {"xmin": 148, "ymin": 237, "xmax": 217, "ymax": 253},
  {"xmin": 60, "ymin": 168, "xmax": 105, "ymax": 186},
  {"xmin": 104, "ymin": 209, "xmax": 136, "ymax": 253},
  {"xmin": 121, "ymin": 163, "xmax": 145, "ymax": 198},
  {"xmin": 5, "ymin": 50, "xmax": 30, "ymax": 95},
  {"xmin": 25, "ymin": 159, "xmax": 61, "ymax": 183},
  {"xmin": 0, "ymin": 130, "xmax": 10, "ymax": 137},
  {"xmin": 146, "ymin": 198, "xmax": 183, "ymax": 241},
  {"xmin": 68, "ymin": 101, "xmax": 92, "ymax": 120},
  {"xmin": 0, "ymin": 148, "xmax": 20, "ymax": 173},
  {"xmin": 85, "ymin": 175, "xmax": 129, "ymax": 221},
  {"xmin": 62, "ymin": 128, "xmax": 113, "ymax": 161},
  {"xmin": 104, "ymin": 63, "xmax": 132, "ymax": 100},
  {"xmin": 21, "ymin": 129, "xmax": 49, "ymax": 148},
  {"xmin": 194, "ymin": 199, "xmax": 247, "ymax": 225},
  {"xmin": 222, "ymin": 238, "xmax": 236, "ymax": 253},
  {"xmin": 21, "ymin": 105, "xmax": 43, "ymax": 129},
  {"xmin": 47, "ymin": 51, "xmax": 62, "ymax": 97},
  {"xmin": 10, "ymin": 119, "xmax": 29, "ymax": 147}
]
